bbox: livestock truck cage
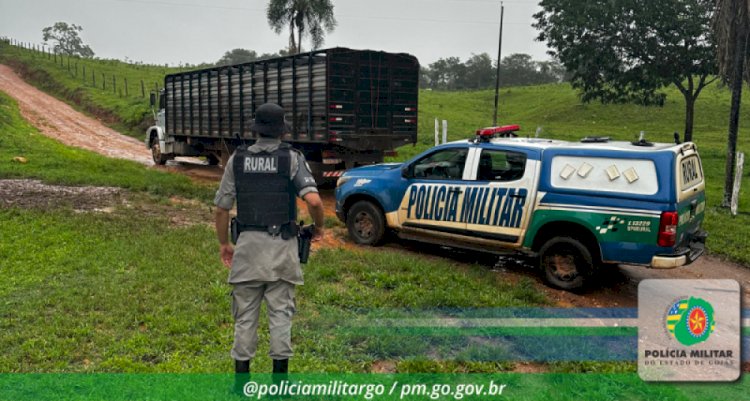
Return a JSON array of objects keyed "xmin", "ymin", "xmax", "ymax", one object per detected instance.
[{"xmin": 148, "ymin": 48, "xmax": 419, "ymax": 179}]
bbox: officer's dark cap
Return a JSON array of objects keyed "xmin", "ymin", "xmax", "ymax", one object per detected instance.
[{"xmin": 250, "ymin": 103, "xmax": 291, "ymax": 138}]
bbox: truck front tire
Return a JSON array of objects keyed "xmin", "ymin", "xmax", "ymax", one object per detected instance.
[
  {"xmin": 150, "ymin": 139, "xmax": 170, "ymax": 165},
  {"xmin": 539, "ymin": 237, "xmax": 593, "ymax": 291},
  {"xmin": 206, "ymin": 154, "xmax": 220, "ymax": 166},
  {"xmin": 346, "ymin": 201, "xmax": 386, "ymax": 246}
]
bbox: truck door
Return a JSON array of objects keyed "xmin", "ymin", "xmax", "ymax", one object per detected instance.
[
  {"xmin": 463, "ymin": 147, "xmax": 537, "ymax": 246},
  {"xmin": 397, "ymin": 146, "xmax": 472, "ymax": 237}
]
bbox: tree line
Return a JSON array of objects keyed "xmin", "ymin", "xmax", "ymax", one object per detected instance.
[{"xmin": 420, "ymin": 53, "xmax": 566, "ymax": 90}]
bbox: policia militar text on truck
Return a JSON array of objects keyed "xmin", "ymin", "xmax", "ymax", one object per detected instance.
[
  {"xmin": 145, "ymin": 48, "xmax": 419, "ymax": 181},
  {"xmin": 335, "ymin": 126, "xmax": 708, "ymax": 290}
]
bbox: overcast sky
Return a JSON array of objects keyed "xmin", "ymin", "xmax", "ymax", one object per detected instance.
[{"xmin": 0, "ymin": 0, "xmax": 549, "ymax": 66}]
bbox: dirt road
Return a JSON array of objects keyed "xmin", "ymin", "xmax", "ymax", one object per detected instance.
[
  {"xmin": 1, "ymin": 63, "xmax": 748, "ymax": 308},
  {"xmin": 0, "ymin": 64, "xmax": 152, "ymax": 165},
  {"xmin": 0, "ymin": 64, "xmax": 226, "ymax": 179}
]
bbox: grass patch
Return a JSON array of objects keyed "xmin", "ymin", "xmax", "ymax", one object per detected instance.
[
  {"xmin": 0, "ymin": 91, "xmax": 213, "ymax": 201},
  {"xmin": 0, "ymin": 206, "xmax": 548, "ymax": 373}
]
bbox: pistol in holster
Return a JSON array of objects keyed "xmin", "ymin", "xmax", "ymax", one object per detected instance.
[
  {"xmin": 230, "ymin": 217, "xmax": 240, "ymax": 244},
  {"xmin": 298, "ymin": 221, "xmax": 315, "ymax": 264}
]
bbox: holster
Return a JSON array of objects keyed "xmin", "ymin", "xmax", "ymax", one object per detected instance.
[
  {"xmin": 230, "ymin": 217, "xmax": 240, "ymax": 244},
  {"xmin": 298, "ymin": 222, "xmax": 315, "ymax": 264}
]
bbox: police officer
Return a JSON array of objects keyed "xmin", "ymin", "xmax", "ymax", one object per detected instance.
[{"xmin": 213, "ymin": 103, "xmax": 324, "ymax": 390}]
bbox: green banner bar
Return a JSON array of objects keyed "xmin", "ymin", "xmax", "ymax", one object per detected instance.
[{"xmin": 0, "ymin": 373, "xmax": 747, "ymax": 401}]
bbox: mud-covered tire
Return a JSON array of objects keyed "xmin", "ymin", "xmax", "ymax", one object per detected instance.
[
  {"xmin": 539, "ymin": 237, "xmax": 593, "ymax": 291},
  {"xmin": 150, "ymin": 139, "xmax": 170, "ymax": 165},
  {"xmin": 206, "ymin": 154, "xmax": 220, "ymax": 166},
  {"xmin": 346, "ymin": 201, "xmax": 386, "ymax": 246}
]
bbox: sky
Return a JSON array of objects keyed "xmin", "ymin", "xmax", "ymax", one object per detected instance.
[{"xmin": 0, "ymin": 0, "xmax": 550, "ymax": 67}]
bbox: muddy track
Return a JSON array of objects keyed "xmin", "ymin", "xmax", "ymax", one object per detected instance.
[
  {"xmin": 0, "ymin": 64, "xmax": 220, "ymax": 179},
  {"xmin": 2, "ymin": 63, "xmax": 748, "ymax": 308}
]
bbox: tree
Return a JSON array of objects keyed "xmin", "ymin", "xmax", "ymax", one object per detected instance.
[
  {"xmin": 42, "ymin": 22, "xmax": 94, "ymax": 58},
  {"xmin": 267, "ymin": 0, "xmax": 336, "ymax": 54},
  {"xmin": 217, "ymin": 49, "xmax": 260, "ymax": 66},
  {"xmin": 534, "ymin": 0, "xmax": 717, "ymax": 141},
  {"xmin": 500, "ymin": 53, "xmax": 547, "ymax": 86},
  {"xmin": 420, "ymin": 54, "xmax": 564, "ymax": 90},
  {"xmin": 463, "ymin": 53, "xmax": 495, "ymax": 89},
  {"xmin": 427, "ymin": 57, "xmax": 465, "ymax": 90},
  {"xmin": 713, "ymin": 0, "xmax": 750, "ymax": 207},
  {"xmin": 537, "ymin": 59, "xmax": 568, "ymax": 83},
  {"xmin": 216, "ymin": 48, "xmax": 291, "ymax": 66}
]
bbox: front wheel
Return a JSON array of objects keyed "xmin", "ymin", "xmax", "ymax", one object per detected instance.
[
  {"xmin": 539, "ymin": 237, "xmax": 594, "ymax": 291},
  {"xmin": 151, "ymin": 139, "xmax": 170, "ymax": 165},
  {"xmin": 346, "ymin": 201, "xmax": 386, "ymax": 246}
]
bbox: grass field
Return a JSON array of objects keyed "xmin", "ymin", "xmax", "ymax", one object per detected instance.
[
  {"xmin": 1, "ymin": 40, "xmax": 748, "ymax": 264},
  {"xmin": 0, "ymin": 90, "xmax": 547, "ymax": 374},
  {"xmin": 2, "ymin": 54, "xmax": 750, "ymax": 399}
]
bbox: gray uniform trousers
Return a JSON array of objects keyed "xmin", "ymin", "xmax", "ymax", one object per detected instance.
[{"xmin": 231, "ymin": 280, "xmax": 296, "ymax": 361}]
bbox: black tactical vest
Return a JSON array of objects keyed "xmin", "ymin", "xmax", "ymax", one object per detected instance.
[{"xmin": 233, "ymin": 144, "xmax": 296, "ymax": 229}]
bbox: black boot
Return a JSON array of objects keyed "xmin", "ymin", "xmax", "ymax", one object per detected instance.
[
  {"xmin": 272, "ymin": 359, "xmax": 288, "ymax": 374},
  {"xmin": 272, "ymin": 359, "xmax": 289, "ymax": 399},
  {"xmin": 232, "ymin": 359, "xmax": 251, "ymax": 396}
]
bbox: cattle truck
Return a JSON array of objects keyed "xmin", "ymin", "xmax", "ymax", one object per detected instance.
[{"xmin": 145, "ymin": 48, "xmax": 419, "ymax": 179}]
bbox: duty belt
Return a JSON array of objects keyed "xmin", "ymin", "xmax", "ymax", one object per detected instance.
[{"xmin": 232, "ymin": 219, "xmax": 298, "ymax": 241}]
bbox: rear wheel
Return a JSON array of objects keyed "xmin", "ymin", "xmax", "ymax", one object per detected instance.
[
  {"xmin": 539, "ymin": 237, "xmax": 594, "ymax": 291},
  {"xmin": 346, "ymin": 201, "xmax": 386, "ymax": 246},
  {"xmin": 150, "ymin": 139, "xmax": 170, "ymax": 165}
]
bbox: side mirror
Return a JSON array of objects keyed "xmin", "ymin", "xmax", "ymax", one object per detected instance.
[
  {"xmin": 149, "ymin": 92, "xmax": 156, "ymax": 107},
  {"xmin": 401, "ymin": 165, "xmax": 411, "ymax": 179}
]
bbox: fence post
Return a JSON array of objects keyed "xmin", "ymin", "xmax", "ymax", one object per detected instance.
[
  {"xmin": 124, "ymin": 77, "xmax": 129, "ymax": 97},
  {"xmin": 102, "ymin": 73, "xmax": 106, "ymax": 90},
  {"xmin": 93, "ymin": 70, "xmax": 96, "ymax": 87},
  {"xmin": 442, "ymin": 120, "xmax": 448, "ymax": 144},
  {"xmin": 141, "ymin": 80, "xmax": 145, "ymax": 98},
  {"xmin": 731, "ymin": 152, "xmax": 745, "ymax": 216},
  {"xmin": 434, "ymin": 119, "xmax": 439, "ymax": 146},
  {"xmin": 112, "ymin": 75, "xmax": 116, "ymax": 93},
  {"xmin": 75, "ymin": 62, "xmax": 78, "ymax": 77}
]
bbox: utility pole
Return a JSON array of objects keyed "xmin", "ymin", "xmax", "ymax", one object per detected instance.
[{"xmin": 493, "ymin": 3, "xmax": 505, "ymax": 126}]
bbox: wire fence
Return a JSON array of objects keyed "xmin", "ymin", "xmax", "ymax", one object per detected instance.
[{"xmin": 0, "ymin": 36, "xmax": 171, "ymax": 99}]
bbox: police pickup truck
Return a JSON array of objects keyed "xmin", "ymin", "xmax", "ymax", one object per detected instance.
[{"xmin": 335, "ymin": 125, "xmax": 707, "ymax": 290}]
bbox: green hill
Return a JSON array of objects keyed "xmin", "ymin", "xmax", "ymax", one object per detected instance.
[
  {"xmin": 1, "ymin": 40, "xmax": 748, "ymax": 263},
  {"xmin": 0, "ymin": 40, "xmax": 180, "ymax": 137}
]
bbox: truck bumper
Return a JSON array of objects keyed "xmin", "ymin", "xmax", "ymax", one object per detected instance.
[{"xmin": 650, "ymin": 230, "xmax": 708, "ymax": 269}]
